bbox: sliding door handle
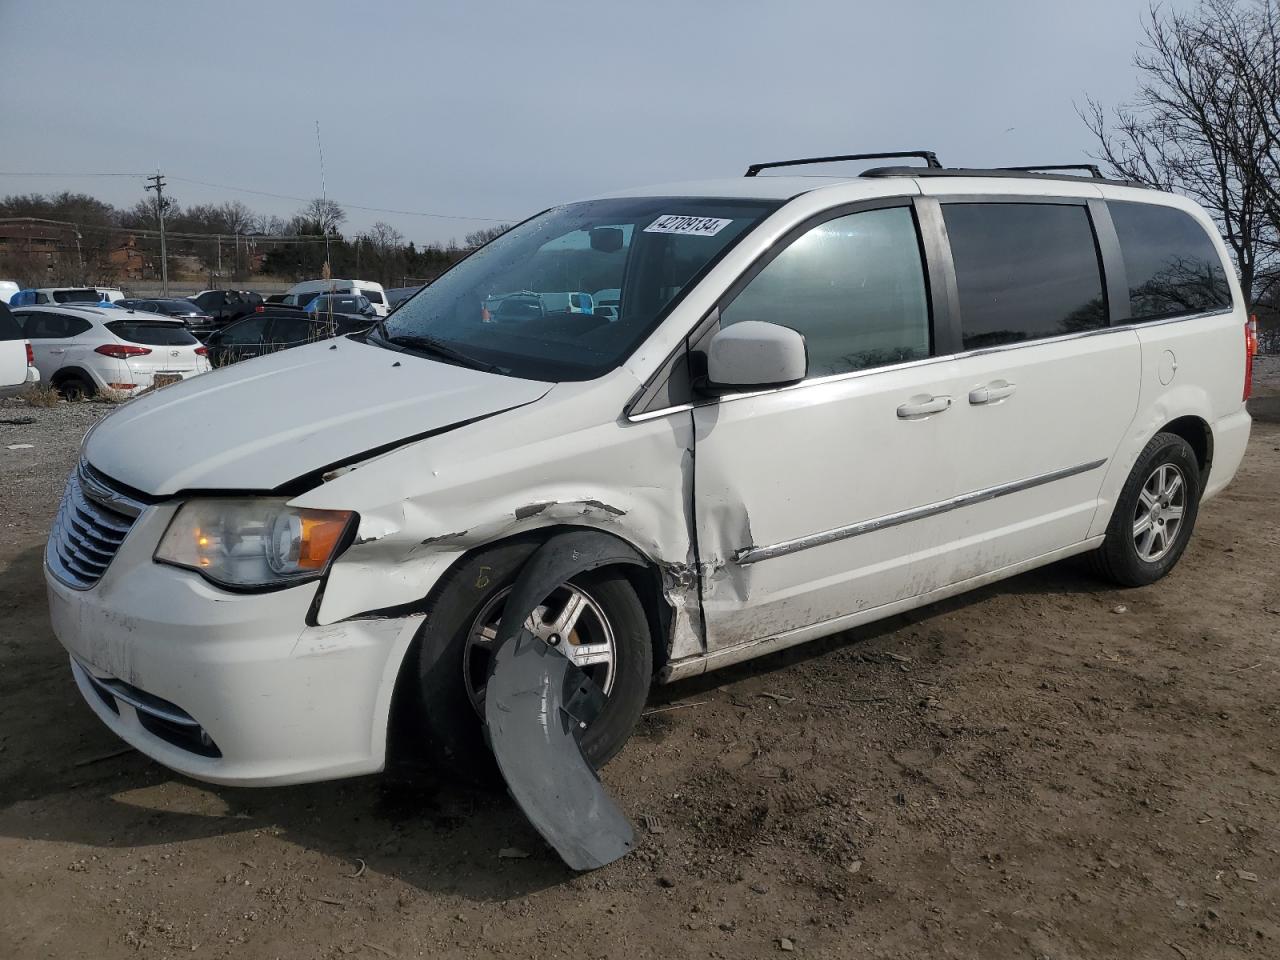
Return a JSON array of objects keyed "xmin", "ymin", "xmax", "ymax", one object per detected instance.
[
  {"xmin": 969, "ymin": 380, "xmax": 1016, "ymax": 405},
  {"xmin": 896, "ymin": 394, "xmax": 952, "ymax": 419}
]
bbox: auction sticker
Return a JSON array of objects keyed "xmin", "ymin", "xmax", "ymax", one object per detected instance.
[{"xmin": 644, "ymin": 215, "xmax": 733, "ymax": 237}]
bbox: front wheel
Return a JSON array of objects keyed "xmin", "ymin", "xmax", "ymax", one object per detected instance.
[
  {"xmin": 1089, "ymin": 432, "xmax": 1202, "ymax": 586},
  {"xmin": 416, "ymin": 544, "xmax": 652, "ymax": 779}
]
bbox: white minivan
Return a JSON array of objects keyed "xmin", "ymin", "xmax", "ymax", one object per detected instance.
[
  {"xmin": 284, "ymin": 278, "xmax": 389, "ymax": 316},
  {"xmin": 45, "ymin": 154, "xmax": 1252, "ymax": 789}
]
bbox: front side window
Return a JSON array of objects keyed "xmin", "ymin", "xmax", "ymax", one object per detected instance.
[
  {"xmin": 720, "ymin": 205, "xmax": 931, "ymax": 378},
  {"xmin": 943, "ymin": 202, "xmax": 1106, "ymax": 350},
  {"xmin": 1109, "ymin": 201, "xmax": 1232, "ymax": 321},
  {"xmin": 382, "ymin": 197, "xmax": 778, "ymax": 381}
]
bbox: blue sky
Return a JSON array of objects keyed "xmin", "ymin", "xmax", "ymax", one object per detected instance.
[{"xmin": 0, "ymin": 0, "xmax": 1167, "ymax": 244}]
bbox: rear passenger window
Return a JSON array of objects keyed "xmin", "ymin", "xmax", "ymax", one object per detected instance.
[
  {"xmin": 943, "ymin": 203, "xmax": 1106, "ymax": 350},
  {"xmin": 1109, "ymin": 201, "xmax": 1232, "ymax": 321},
  {"xmin": 721, "ymin": 206, "xmax": 930, "ymax": 377},
  {"xmin": 18, "ymin": 313, "xmax": 91, "ymax": 338}
]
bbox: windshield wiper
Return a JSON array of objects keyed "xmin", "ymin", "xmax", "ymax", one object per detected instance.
[{"xmin": 376, "ymin": 327, "xmax": 504, "ymax": 374}]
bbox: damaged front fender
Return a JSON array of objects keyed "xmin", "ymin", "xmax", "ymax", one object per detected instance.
[{"xmin": 483, "ymin": 531, "xmax": 642, "ymax": 871}]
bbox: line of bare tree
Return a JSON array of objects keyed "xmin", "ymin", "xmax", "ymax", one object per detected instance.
[{"xmin": 1083, "ymin": 0, "xmax": 1280, "ymax": 306}]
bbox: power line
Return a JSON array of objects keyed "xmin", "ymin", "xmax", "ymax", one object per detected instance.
[
  {"xmin": 168, "ymin": 175, "xmax": 513, "ymax": 223},
  {"xmin": 0, "ymin": 171, "xmax": 147, "ymax": 177},
  {"xmin": 0, "ymin": 170, "xmax": 515, "ymax": 223}
]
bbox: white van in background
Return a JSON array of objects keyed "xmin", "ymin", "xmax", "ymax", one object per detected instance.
[{"xmin": 284, "ymin": 279, "xmax": 389, "ymax": 316}]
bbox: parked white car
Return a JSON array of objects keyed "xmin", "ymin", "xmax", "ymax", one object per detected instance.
[
  {"xmin": 284, "ymin": 278, "xmax": 389, "ymax": 316},
  {"xmin": 12, "ymin": 305, "xmax": 211, "ymax": 399},
  {"xmin": 9, "ymin": 286, "xmax": 124, "ymax": 306},
  {"xmin": 45, "ymin": 154, "xmax": 1252, "ymax": 794},
  {"xmin": 0, "ymin": 302, "xmax": 40, "ymax": 397}
]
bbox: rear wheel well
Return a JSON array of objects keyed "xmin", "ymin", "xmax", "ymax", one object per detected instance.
[{"xmin": 1159, "ymin": 415, "xmax": 1213, "ymax": 479}]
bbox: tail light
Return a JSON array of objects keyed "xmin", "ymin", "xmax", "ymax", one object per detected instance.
[
  {"xmin": 1243, "ymin": 314, "xmax": 1258, "ymax": 401},
  {"xmin": 25, "ymin": 342, "xmax": 34, "ymax": 366},
  {"xmin": 95, "ymin": 344, "xmax": 152, "ymax": 359},
  {"xmin": 195, "ymin": 346, "xmax": 209, "ymax": 356},
  {"xmin": 254, "ymin": 304, "xmax": 265, "ymax": 313}
]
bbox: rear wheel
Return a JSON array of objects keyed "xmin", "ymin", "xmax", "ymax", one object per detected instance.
[
  {"xmin": 56, "ymin": 375, "xmax": 95, "ymax": 402},
  {"xmin": 415, "ymin": 543, "xmax": 652, "ymax": 779},
  {"xmin": 1090, "ymin": 432, "xmax": 1202, "ymax": 586}
]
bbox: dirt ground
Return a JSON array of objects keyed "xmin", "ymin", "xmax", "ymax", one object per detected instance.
[{"xmin": 1, "ymin": 362, "xmax": 1278, "ymax": 960}]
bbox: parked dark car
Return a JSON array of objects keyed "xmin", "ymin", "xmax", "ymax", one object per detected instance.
[
  {"xmin": 117, "ymin": 298, "xmax": 218, "ymax": 338},
  {"xmin": 188, "ymin": 289, "xmax": 263, "ymax": 327},
  {"xmin": 202, "ymin": 310, "xmax": 373, "ymax": 366}
]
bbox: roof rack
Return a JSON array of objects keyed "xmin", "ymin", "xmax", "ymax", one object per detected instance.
[
  {"xmin": 859, "ymin": 165, "xmax": 1153, "ymax": 189},
  {"xmin": 744, "ymin": 151, "xmax": 942, "ymax": 177},
  {"xmin": 997, "ymin": 164, "xmax": 1104, "ymax": 178}
]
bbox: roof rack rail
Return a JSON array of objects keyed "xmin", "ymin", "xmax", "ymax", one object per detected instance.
[
  {"xmin": 859, "ymin": 165, "xmax": 1155, "ymax": 189},
  {"xmin": 744, "ymin": 151, "xmax": 942, "ymax": 177},
  {"xmin": 997, "ymin": 164, "xmax": 1104, "ymax": 179}
]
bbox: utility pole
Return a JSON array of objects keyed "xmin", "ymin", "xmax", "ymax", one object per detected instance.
[{"xmin": 145, "ymin": 171, "xmax": 169, "ymax": 295}]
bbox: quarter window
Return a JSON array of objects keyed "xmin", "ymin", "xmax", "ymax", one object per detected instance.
[
  {"xmin": 943, "ymin": 203, "xmax": 1107, "ymax": 350},
  {"xmin": 721, "ymin": 206, "xmax": 931, "ymax": 377},
  {"xmin": 1109, "ymin": 201, "xmax": 1232, "ymax": 321}
]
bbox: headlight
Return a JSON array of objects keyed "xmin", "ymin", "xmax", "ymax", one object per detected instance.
[{"xmin": 155, "ymin": 499, "xmax": 355, "ymax": 589}]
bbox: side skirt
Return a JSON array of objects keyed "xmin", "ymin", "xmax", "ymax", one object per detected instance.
[{"xmin": 659, "ymin": 536, "xmax": 1105, "ymax": 682}]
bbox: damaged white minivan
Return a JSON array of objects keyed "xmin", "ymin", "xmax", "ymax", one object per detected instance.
[{"xmin": 47, "ymin": 152, "xmax": 1253, "ymax": 790}]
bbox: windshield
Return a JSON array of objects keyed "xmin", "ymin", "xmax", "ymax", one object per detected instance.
[{"xmin": 378, "ymin": 197, "xmax": 777, "ymax": 380}]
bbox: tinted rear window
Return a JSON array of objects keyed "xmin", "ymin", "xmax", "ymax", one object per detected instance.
[
  {"xmin": 362, "ymin": 290, "xmax": 385, "ymax": 304},
  {"xmin": 943, "ymin": 202, "xmax": 1107, "ymax": 350},
  {"xmin": 0, "ymin": 304, "xmax": 22, "ymax": 341},
  {"xmin": 52, "ymin": 289, "xmax": 101, "ymax": 304},
  {"xmin": 106, "ymin": 321, "xmax": 198, "ymax": 346},
  {"xmin": 1109, "ymin": 201, "xmax": 1232, "ymax": 321}
]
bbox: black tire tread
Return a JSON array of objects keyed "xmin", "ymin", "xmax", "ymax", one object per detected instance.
[{"xmin": 1088, "ymin": 431, "xmax": 1201, "ymax": 587}]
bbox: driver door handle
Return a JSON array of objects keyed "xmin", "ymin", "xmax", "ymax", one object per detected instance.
[
  {"xmin": 969, "ymin": 381, "xmax": 1017, "ymax": 405},
  {"xmin": 896, "ymin": 394, "xmax": 952, "ymax": 419}
]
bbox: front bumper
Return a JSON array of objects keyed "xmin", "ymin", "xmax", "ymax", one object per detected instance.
[{"xmin": 45, "ymin": 502, "xmax": 424, "ymax": 786}]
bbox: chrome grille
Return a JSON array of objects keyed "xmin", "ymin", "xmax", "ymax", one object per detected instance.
[{"xmin": 47, "ymin": 461, "xmax": 145, "ymax": 589}]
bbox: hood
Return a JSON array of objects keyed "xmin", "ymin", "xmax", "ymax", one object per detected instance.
[{"xmin": 85, "ymin": 338, "xmax": 552, "ymax": 495}]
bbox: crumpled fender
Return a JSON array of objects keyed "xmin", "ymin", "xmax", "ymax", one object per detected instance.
[{"xmin": 483, "ymin": 531, "xmax": 644, "ymax": 870}]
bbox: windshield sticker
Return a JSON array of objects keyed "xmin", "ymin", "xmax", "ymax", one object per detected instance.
[{"xmin": 644, "ymin": 215, "xmax": 733, "ymax": 237}]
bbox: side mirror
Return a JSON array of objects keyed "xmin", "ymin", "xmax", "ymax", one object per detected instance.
[{"xmin": 702, "ymin": 320, "xmax": 807, "ymax": 392}]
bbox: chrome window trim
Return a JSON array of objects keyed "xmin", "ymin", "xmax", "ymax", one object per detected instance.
[
  {"xmin": 735, "ymin": 458, "xmax": 1109, "ymax": 565},
  {"xmin": 625, "ymin": 307, "xmax": 1235, "ymax": 423}
]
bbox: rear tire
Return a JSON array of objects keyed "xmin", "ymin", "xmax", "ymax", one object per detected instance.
[
  {"xmin": 56, "ymin": 375, "xmax": 95, "ymax": 402},
  {"xmin": 415, "ymin": 542, "xmax": 652, "ymax": 781},
  {"xmin": 1089, "ymin": 432, "xmax": 1201, "ymax": 587}
]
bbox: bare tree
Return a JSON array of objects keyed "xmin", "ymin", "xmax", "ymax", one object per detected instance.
[
  {"xmin": 1082, "ymin": 0, "xmax": 1280, "ymax": 302},
  {"xmin": 464, "ymin": 224, "xmax": 512, "ymax": 249},
  {"xmin": 300, "ymin": 198, "xmax": 347, "ymax": 235},
  {"xmin": 368, "ymin": 220, "xmax": 404, "ymax": 253}
]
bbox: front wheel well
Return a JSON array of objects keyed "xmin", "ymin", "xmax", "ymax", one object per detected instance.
[{"xmin": 383, "ymin": 525, "xmax": 675, "ymax": 773}]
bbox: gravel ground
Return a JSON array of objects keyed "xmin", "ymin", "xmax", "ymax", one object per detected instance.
[{"xmin": 0, "ymin": 363, "xmax": 1278, "ymax": 960}]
